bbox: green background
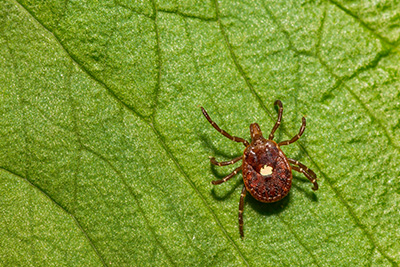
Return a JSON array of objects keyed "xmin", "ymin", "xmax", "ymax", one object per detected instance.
[{"xmin": 1, "ymin": 0, "xmax": 400, "ymax": 266}]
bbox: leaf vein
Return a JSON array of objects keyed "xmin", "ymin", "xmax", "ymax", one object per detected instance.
[
  {"xmin": 0, "ymin": 167, "xmax": 108, "ymax": 267},
  {"xmin": 328, "ymin": 0, "xmax": 396, "ymax": 46},
  {"xmin": 149, "ymin": 122, "xmax": 250, "ymax": 266},
  {"xmin": 81, "ymin": 145, "xmax": 177, "ymax": 266}
]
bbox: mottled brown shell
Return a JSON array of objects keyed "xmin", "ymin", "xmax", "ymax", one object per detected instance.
[{"xmin": 242, "ymin": 138, "xmax": 292, "ymax": 203}]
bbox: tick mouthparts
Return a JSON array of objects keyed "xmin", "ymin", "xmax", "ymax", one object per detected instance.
[{"xmin": 250, "ymin": 123, "xmax": 263, "ymax": 140}]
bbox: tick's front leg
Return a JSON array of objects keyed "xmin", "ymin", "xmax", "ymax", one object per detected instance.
[{"xmin": 201, "ymin": 107, "xmax": 249, "ymax": 146}]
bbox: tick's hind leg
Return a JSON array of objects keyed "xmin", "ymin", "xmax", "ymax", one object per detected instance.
[
  {"xmin": 210, "ymin": 155, "xmax": 242, "ymax": 166},
  {"xmin": 288, "ymin": 158, "xmax": 318, "ymax": 190},
  {"xmin": 212, "ymin": 166, "xmax": 242, "ymax": 185},
  {"xmin": 278, "ymin": 117, "xmax": 306, "ymax": 146},
  {"xmin": 239, "ymin": 185, "xmax": 247, "ymax": 238},
  {"xmin": 269, "ymin": 100, "xmax": 283, "ymax": 140},
  {"xmin": 201, "ymin": 107, "xmax": 249, "ymax": 146}
]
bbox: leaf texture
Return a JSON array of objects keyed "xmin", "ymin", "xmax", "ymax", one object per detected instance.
[{"xmin": 1, "ymin": 0, "xmax": 400, "ymax": 266}]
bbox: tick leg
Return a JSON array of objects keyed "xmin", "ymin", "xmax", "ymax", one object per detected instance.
[
  {"xmin": 288, "ymin": 158, "xmax": 318, "ymax": 191},
  {"xmin": 201, "ymin": 107, "xmax": 249, "ymax": 147},
  {"xmin": 212, "ymin": 166, "xmax": 242, "ymax": 185},
  {"xmin": 278, "ymin": 117, "xmax": 306, "ymax": 146},
  {"xmin": 269, "ymin": 100, "xmax": 283, "ymax": 140},
  {"xmin": 239, "ymin": 185, "xmax": 247, "ymax": 238},
  {"xmin": 210, "ymin": 155, "xmax": 242, "ymax": 166}
]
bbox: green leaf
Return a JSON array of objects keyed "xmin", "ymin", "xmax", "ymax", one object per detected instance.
[{"xmin": 1, "ymin": 0, "xmax": 399, "ymax": 266}]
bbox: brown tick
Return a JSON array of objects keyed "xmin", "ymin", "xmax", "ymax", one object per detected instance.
[{"xmin": 201, "ymin": 100, "xmax": 318, "ymax": 238}]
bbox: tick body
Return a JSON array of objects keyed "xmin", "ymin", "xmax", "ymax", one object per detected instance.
[
  {"xmin": 201, "ymin": 100, "xmax": 318, "ymax": 238},
  {"xmin": 243, "ymin": 138, "xmax": 292, "ymax": 203}
]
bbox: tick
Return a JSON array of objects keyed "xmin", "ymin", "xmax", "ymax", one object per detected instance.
[{"xmin": 201, "ymin": 100, "xmax": 318, "ymax": 238}]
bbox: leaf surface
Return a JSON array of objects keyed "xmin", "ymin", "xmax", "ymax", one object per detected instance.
[{"xmin": 1, "ymin": 0, "xmax": 400, "ymax": 266}]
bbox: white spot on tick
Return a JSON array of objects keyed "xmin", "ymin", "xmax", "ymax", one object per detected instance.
[{"xmin": 260, "ymin": 165, "xmax": 273, "ymax": 176}]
